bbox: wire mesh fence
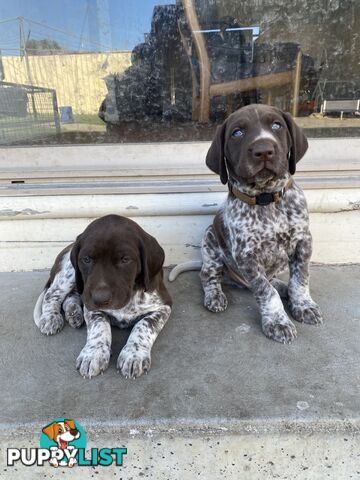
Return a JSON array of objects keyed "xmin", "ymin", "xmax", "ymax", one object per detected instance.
[{"xmin": 0, "ymin": 81, "xmax": 60, "ymax": 145}]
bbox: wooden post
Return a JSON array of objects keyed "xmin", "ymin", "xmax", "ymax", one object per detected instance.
[
  {"xmin": 266, "ymin": 89, "xmax": 273, "ymax": 106},
  {"xmin": 183, "ymin": 0, "xmax": 211, "ymax": 122},
  {"xmin": 226, "ymin": 94, "xmax": 233, "ymax": 116},
  {"xmin": 291, "ymin": 49, "xmax": 302, "ymax": 117}
]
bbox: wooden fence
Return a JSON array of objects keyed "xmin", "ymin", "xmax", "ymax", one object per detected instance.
[{"xmin": 2, "ymin": 51, "xmax": 132, "ymax": 115}]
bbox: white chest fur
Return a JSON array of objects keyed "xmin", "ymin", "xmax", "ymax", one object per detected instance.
[
  {"xmin": 222, "ymin": 187, "xmax": 309, "ymax": 276},
  {"xmin": 102, "ymin": 289, "xmax": 164, "ymax": 327}
]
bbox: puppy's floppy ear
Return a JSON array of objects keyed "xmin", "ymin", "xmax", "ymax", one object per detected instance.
[
  {"xmin": 138, "ymin": 231, "xmax": 165, "ymax": 291},
  {"xmin": 70, "ymin": 236, "xmax": 84, "ymax": 294},
  {"xmin": 282, "ymin": 111, "xmax": 308, "ymax": 175},
  {"xmin": 64, "ymin": 419, "xmax": 76, "ymax": 430},
  {"xmin": 206, "ymin": 120, "xmax": 228, "ymax": 184},
  {"xmin": 42, "ymin": 422, "xmax": 57, "ymax": 441}
]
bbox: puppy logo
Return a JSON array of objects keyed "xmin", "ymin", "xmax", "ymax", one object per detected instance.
[
  {"xmin": 7, "ymin": 419, "xmax": 126, "ymax": 468},
  {"xmin": 40, "ymin": 418, "xmax": 86, "ymax": 468}
]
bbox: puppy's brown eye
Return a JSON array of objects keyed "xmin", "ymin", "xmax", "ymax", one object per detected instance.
[
  {"xmin": 82, "ymin": 256, "xmax": 92, "ymax": 264},
  {"xmin": 271, "ymin": 121, "xmax": 282, "ymax": 131},
  {"xmin": 232, "ymin": 128, "xmax": 244, "ymax": 138}
]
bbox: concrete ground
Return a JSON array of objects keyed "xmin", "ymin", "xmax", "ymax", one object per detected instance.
[{"xmin": 0, "ymin": 266, "xmax": 359, "ymax": 479}]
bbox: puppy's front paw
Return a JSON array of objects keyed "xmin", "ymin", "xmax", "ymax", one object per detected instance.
[
  {"xmin": 68, "ymin": 458, "xmax": 76, "ymax": 467},
  {"xmin": 204, "ymin": 289, "xmax": 228, "ymax": 312},
  {"xmin": 289, "ymin": 299, "xmax": 323, "ymax": 325},
  {"xmin": 262, "ymin": 314, "xmax": 297, "ymax": 344},
  {"xmin": 117, "ymin": 344, "xmax": 151, "ymax": 379},
  {"xmin": 49, "ymin": 458, "xmax": 59, "ymax": 468},
  {"xmin": 64, "ymin": 303, "xmax": 84, "ymax": 328},
  {"xmin": 38, "ymin": 312, "xmax": 64, "ymax": 335},
  {"xmin": 49, "ymin": 447, "xmax": 59, "ymax": 467},
  {"xmin": 76, "ymin": 344, "xmax": 110, "ymax": 378}
]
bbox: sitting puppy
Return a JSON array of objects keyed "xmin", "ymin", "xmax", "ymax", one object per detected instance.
[
  {"xmin": 34, "ymin": 215, "xmax": 172, "ymax": 378},
  {"xmin": 170, "ymin": 104, "xmax": 323, "ymax": 343}
]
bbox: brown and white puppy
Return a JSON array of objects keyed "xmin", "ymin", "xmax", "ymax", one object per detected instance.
[
  {"xmin": 42, "ymin": 419, "xmax": 80, "ymax": 467},
  {"xmin": 34, "ymin": 215, "xmax": 172, "ymax": 378},
  {"xmin": 170, "ymin": 104, "xmax": 323, "ymax": 343}
]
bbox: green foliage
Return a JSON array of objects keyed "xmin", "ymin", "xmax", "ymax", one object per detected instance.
[{"xmin": 25, "ymin": 39, "xmax": 64, "ymax": 55}]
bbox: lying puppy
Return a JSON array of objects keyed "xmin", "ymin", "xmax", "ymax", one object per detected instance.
[
  {"xmin": 170, "ymin": 104, "xmax": 323, "ymax": 343},
  {"xmin": 34, "ymin": 215, "xmax": 172, "ymax": 378}
]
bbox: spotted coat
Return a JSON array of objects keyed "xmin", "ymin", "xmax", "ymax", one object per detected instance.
[
  {"xmin": 34, "ymin": 215, "xmax": 171, "ymax": 378},
  {"xmin": 200, "ymin": 105, "xmax": 323, "ymax": 343}
]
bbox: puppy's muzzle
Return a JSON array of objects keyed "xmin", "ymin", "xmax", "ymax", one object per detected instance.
[
  {"xmin": 248, "ymin": 140, "xmax": 283, "ymax": 177},
  {"xmin": 91, "ymin": 287, "xmax": 112, "ymax": 308},
  {"xmin": 250, "ymin": 140, "xmax": 276, "ymax": 164}
]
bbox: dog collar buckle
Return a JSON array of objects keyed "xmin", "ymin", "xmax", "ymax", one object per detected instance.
[{"xmin": 256, "ymin": 192, "xmax": 275, "ymax": 206}]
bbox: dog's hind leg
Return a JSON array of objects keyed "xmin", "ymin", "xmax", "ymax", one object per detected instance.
[
  {"xmin": 63, "ymin": 291, "xmax": 84, "ymax": 328},
  {"xmin": 36, "ymin": 251, "xmax": 75, "ymax": 335},
  {"xmin": 288, "ymin": 234, "xmax": 323, "ymax": 325},
  {"xmin": 200, "ymin": 225, "xmax": 228, "ymax": 312}
]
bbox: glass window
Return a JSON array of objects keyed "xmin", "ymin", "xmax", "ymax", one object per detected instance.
[{"xmin": 0, "ymin": 0, "xmax": 359, "ymax": 146}]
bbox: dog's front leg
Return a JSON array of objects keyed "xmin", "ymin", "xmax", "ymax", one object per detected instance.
[
  {"xmin": 288, "ymin": 232, "xmax": 323, "ymax": 325},
  {"xmin": 118, "ymin": 305, "xmax": 171, "ymax": 379},
  {"xmin": 240, "ymin": 257, "xmax": 297, "ymax": 343},
  {"xmin": 200, "ymin": 225, "xmax": 228, "ymax": 312},
  {"xmin": 76, "ymin": 307, "xmax": 111, "ymax": 378},
  {"xmin": 36, "ymin": 252, "xmax": 75, "ymax": 335}
]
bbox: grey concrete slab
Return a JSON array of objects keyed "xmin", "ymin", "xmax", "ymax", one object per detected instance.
[
  {"xmin": 1, "ymin": 431, "xmax": 359, "ymax": 480},
  {"xmin": 0, "ymin": 266, "xmax": 359, "ymax": 429}
]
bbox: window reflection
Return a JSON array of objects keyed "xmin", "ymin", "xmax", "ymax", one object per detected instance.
[{"xmin": 0, "ymin": 0, "xmax": 359, "ymax": 145}]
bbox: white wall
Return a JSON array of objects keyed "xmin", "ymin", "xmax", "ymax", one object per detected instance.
[{"xmin": 0, "ymin": 189, "xmax": 359, "ymax": 271}]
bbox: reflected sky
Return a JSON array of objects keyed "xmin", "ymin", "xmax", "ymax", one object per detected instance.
[{"xmin": 0, "ymin": 0, "xmax": 175, "ymax": 53}]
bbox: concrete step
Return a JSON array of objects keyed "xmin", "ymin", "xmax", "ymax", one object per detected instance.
[{"xmin": 0, "ymin": 266, "xmax": 359, "ymax": 479}]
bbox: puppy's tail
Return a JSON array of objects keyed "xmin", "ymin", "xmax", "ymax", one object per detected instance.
[
  {"xmin": 168, "ymin": 261, "xmax": 202, "ymax": 282},
  {"xmin": 33, "ymin": 289, "xmax": 45, "ymax": 327}
]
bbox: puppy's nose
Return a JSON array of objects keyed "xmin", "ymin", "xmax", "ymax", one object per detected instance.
[
  {"xmin": 70, "ymin": 429, "xmax": 78, "ymax": 436},
  {"xmin": 250, "ymin": 142, "xmax": 275, "ymax": 162},
  {"xmin": 92, "ymin": 288, "xmax": 112, "ymax": 307}
]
